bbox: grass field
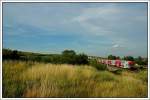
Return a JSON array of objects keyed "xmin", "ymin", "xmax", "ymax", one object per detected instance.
[{"xmin": 2, "ymin": 60, "xmax": 148, "ymax": 98}]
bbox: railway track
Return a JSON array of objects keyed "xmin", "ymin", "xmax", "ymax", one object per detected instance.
[{"xmin": 107, "ymin": 65, "xmax": 122, "ymax": 71}]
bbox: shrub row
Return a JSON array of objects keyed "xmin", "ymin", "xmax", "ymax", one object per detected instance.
[{"xmin": 3, "ymin": 49, "xmax": 89, "ymax": 65}]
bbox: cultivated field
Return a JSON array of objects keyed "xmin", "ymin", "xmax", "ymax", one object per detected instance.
[{"xmin": 3, "ymin": 60, "xmax": 148, "ymax": 98}]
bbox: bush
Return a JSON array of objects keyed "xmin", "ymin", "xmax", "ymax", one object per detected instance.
[
  {"xmin": 3, "ymin": 49, "xmax": 89, "ymax": 65},
  {"xmin": 108, "ymin": 55, "xmax": 116, "ymax": 60},
  {"xmin": 123, "ymin": 56, "xmax": 134, "ymax": 61},
  {"xmin": 61, "ymin": 50, "xmax": 88, "ymax": 65},
  {"xmin": 3, "ymin": 49, "xmax": 20, "ymax": 60},
  {"xmin": 89, "ymin": 60, "xmax": 107, "ymax": 71},
  {"xmin": 75, "ymin": 54, "xmax": 88, "ymax": 65},
  {"xmin": 135, "ymin": 56, "xmax": 148, "ymax": 65}
]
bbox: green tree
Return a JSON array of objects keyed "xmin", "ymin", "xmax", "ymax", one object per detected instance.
[
  {"xmin": 3, "ymin": 49, "xmax": 12, "ymax": 59},
  {"xmin": 89, "ymin": 59, "xmax": 107, "ymax": 71},
  {"xmin": 62, "ymin": 50, "xmax": 76, "ymax": 64},
  {"xmin": 12, "ymin": 50, "xmax": 20, "ymax": 59},
  {"xmin": 76, "ymin": 54, "xmax": 88, "ymax": 65},
  {"xmin": 62, "ymin": 50, "xmax": 76, "ymax": 56},
  {"xmin": 108, "ymin": 55, "xmax": 116, "ymax": 60},
  {"xmin": 123, "ymin": 56, "xmax": 134, "ymax": 61},
  {"xmin": 135, "ymin": 56, "xmax": 148, "ymax": 65}
]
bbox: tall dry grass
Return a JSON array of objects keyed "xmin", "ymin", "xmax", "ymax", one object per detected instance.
[{"xmin": 2, "ymin": 60, "xmax": 148, "ymax": 98}]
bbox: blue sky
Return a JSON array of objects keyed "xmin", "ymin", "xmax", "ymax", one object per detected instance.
[{"xmin": 3, "ymin": 3, "xmax": 148, "ymax": 57}]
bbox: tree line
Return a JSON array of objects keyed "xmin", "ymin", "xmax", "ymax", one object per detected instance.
[{"xmin": 2, "ymin": 49, "xmax": 88, "ymax": 65}]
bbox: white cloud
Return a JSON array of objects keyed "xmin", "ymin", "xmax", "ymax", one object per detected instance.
[
  {"xmin": 112, "ymin": 44, "xmax": 119, "ymax": 48},
  {"xmin": 71, "ymin": 5, "xmax": 122, "ymax": 36},
  {"xmin": 71, "ymin": 4, "xmax": 147, "ymax": 38}
]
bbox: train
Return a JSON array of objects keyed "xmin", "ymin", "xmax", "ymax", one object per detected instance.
[{"xmin": 98, "ymin": 59, "xmax": 135, "ymax": 68}]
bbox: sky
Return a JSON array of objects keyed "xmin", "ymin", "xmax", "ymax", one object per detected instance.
[{"xmin": 3, "ymin": 3, "xmax": 148, "ymax": 57}]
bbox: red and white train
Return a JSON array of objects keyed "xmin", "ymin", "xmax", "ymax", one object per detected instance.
[{"xmin": 99, "ymin": 59, "xmax": 135, "ymax": 68}]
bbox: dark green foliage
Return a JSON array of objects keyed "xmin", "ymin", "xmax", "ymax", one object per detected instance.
[
  {"xmin": 2, "ymin": 49, "xmax": 89, "ymax": 65},
  {"xmin": 50, "ymin": 55, "xmax": 63, "ymax": 64},
  {"xmin": 3, "ymin": 49, "xmax": 20, "ymax": 60},
  {"xmin": 61, "ymin": 50, "xmax": 77, "ymax": 64},
  {"xmin": 108, "ymin": 55, "xmax": 116, "ymax": 60},
  {"xmin": 61, "ymin": 50, "xmax": 88, "ymax": 65},
  {"xmin": 89, "ymin": 59, "xmax": 107, "ymax": 71},
  {"xmin": 135, "ymin": 56, "xmax": 148, "ymax": 65},
  {"xmin": 76, "ymin": 54, "xmax": 88, "ymax": 65},
  {"xmin": 12, "ymin": 50, "xmax": 20, "ymax": 59},
  {"xmin": 123, "ymin": 56, "xmax": 134, "ymax": 61},
  {"xmin": 40, "ymin": 56, "xmax": 50, "ymax": 62},
  {"xmin": 62, "ymin": 50, "xmax": 76, "ymax": 56}
]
